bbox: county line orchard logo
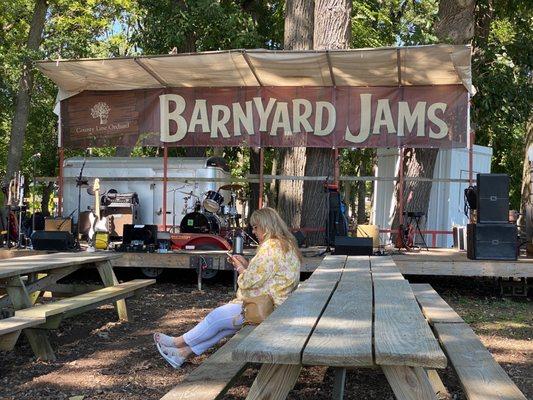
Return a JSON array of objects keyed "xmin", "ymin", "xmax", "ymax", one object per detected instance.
[{"xmin": 90, "ymin": 101, "xmax": 110, "ymax": 124}]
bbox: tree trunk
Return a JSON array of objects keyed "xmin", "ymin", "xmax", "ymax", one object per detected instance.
[
  {"xmin": 302, "ymin": 0, "xmax": 351, "ymax": 245},
  {"xmin": 389, "ymin": 0, "xmax": 475, "ymax": 243},
  {"xmin": 519, "ymin": 109, "xmax": 533, "ymax": 241},
  {"xmin": 389, "ymin": 148, "xmax": 439, "ymax": 232},
  {"xmin": 277, "ymin": 0, "xmax": 314, "ymax": 229},
  {"xmin": 435, "ymin": 0, "xmax": 475, "ymax": 44},
  {"xmin": 41, "ymin": 182, "xmax": 54, "ymax": 216},
  {"xmin": 4, "ymin": 0, "xmax": 47, "ymax": 187}
]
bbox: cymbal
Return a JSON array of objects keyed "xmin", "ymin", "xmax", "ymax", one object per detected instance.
[{"xmin": 219, "ymin": 183, "xmax": 243, "ymax": 191}]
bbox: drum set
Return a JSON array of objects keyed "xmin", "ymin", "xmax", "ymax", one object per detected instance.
[{"xmin": 175, "ymin": 183, "xmax": 245, "ymax": 241}]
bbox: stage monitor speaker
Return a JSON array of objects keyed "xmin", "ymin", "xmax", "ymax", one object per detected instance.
[
  {"xmin": 122, "ymin": 224, "xmax": 158, "ymax": 246},
  {"xmin": 333, "ymin": 236, "xmax": 373, "ymax": 256},
  {"xmin": 31, "ymin": 231, "xmax": 75, "ymax": 251},
  {"xmin": 467, "ymin": 223, "xmax": 517, "ymax": 260},
  {"xmin": 476, "ymin": 173, "xmax": 509, "ymax": 223}
]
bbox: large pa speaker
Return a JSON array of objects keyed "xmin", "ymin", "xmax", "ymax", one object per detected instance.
[
  {"xmin": 476, "ymin": 173, "xmax": 509, "ymax": 223},
  {"xmin": 333, "ymin": 236, "xmax": 373, "ymax": 256},
  {"xmin": 467, "ymin": 223, "xmax": 517, "ymax": 260},
  {"xmin": 31, "ymin": 231, "xmax": 75, "ymax": 251}
]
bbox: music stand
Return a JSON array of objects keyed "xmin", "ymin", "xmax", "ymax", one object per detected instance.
[{"xmin": 404, "ymin": 211, "xmax": 429, "ymax": 250}]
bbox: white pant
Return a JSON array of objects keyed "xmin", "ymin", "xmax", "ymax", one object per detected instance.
[{"xmin": 183, "ymin": 302, "xmax": 243, "ymax": 355}]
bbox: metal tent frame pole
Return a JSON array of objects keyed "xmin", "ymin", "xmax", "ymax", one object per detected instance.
[
  {"xmin": 58, "ymin": 147, "xmax": 64, "ymax": 217},
  {"xmin": 399, "ymin": 147, "xmax": 405, "ymax": 227},
  {"xmin": 259, "ymin": 147, "xmax": 264, "ymax": 209},
  {"xmin": 163, "ymin": 145, "xmax": 168, "ymax": 231}
]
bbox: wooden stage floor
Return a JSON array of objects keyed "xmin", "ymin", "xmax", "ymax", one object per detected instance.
[{"xmin": 1, "ymin": 247, "xmax": 532, "ymax": 278}]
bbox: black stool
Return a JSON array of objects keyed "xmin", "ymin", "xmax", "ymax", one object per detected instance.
[{"xmin": 403, "ymin": 211, "xmax": 429, "ymax": 250}]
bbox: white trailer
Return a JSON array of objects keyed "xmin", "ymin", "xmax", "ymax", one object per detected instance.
[{"xmin": 62, "ymin": 157, "xmax": 232, "ymax": 228}]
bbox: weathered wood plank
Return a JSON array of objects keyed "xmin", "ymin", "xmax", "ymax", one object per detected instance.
[
  {"xmin": 0, "ymin": 316, "xmax": 46, "ymax": 335},
  {"xmin": 4, "ymin": 275, "xmax": 55, "ymax": 360},
  {"xmin": 370, "ymin": 256, "xmax": 406, "ymax": 282},
  {"xmin": 232, "ymin": 255, "xmax": 346, "ymax": 365},
  {"xmin": 96, "ymin": 260, "xmax": 130, "ymax": 321},
  {"xmin": 426, "ymin": 369, "xmax": 452, "ymax": 400},
  {"xmin": 382, "ymin": 366, "xmax": 437, "ymax": 400},
  {"xmin": 411, "ymin": 284, "xmax": 463, "ymax": 324},
  {"xmin": 0, "ymin": 252, "xmax": 122, "ymax": 279},
  {"xmin": 15, "ymin": 279, "xmax": 154, "ymax": 319},
  {"xmin": 245, "ymin": 363, "xmax": 302, "ymax": 400},
  {"xmin": 302, "ymin": 256, "xmax": 373, "ymax": 367},
  {"xmin": 373, "ymin": 279, "xmax": 447, "ymax": 369},
  {"xmin": 433, "ymin": 322, "xmax": 527, "ymax": 400},
  {"xmin": 160, "ymin": 325, "xmax": 254, "ymax": 400}
]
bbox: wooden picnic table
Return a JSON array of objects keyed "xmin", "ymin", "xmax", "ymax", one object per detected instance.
[
  {"xmin": 0, "ymin": 251, "xmax": 129, "ymax": 360},
  {"xmin": 232, "ymin": 255, "xmax": 447, "ymax": 400}
]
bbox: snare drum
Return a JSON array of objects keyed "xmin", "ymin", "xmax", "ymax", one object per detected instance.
[{"xmin": 203, "ymin": 190, "xmax": 224, "ymax": 213}]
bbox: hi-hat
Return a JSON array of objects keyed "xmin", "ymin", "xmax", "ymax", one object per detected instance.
[{"xmin": 219, "ymin": 183, "xmax": 243, "ymax": 191}]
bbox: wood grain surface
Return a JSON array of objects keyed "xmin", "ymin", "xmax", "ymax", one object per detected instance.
[
  {"xmin": 373, "ymin": 278, "xmax": 447, "ymax": 369},
  {"xmin": 433, "ymin": 322, "xmax": 526, "ymax": 400},
  {"xmin": 302, "ymin": 256, "xmax": 373, "ymax": 367},
  {"xmin": 411, "ymin": 284, "xmax": 463, "ymax": 324},
  {"xmin": 15, "ymin": 279, "xmax": 154, "ymax": 318},
  {"xmin": 232, "ymin": 255, "xmax": 346, "ymax": 364},
  {"xmin": 0, "ymin": 252, "xmax": 122, "ymax": 279}
]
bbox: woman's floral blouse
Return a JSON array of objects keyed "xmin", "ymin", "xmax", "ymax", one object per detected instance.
[{"xmin": 233, "ymin": 238, "xmax": 300, "ymax": 306}]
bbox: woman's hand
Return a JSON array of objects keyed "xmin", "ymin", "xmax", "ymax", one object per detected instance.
[{"xmin": 227, "ymin": 254, "xmax": 249, "ymax": 274}]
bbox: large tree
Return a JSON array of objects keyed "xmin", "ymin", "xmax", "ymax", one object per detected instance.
[
  {"xmin": 276, "ymin": 0, "xmax": 314, "ymax": 229},
  {"xmin": 3, "ymin": 0, "xmax": 47, "ymax": 188},
  {"xmin": 300, "ymin": 0, "xmax": 352, "ymax": 245}
]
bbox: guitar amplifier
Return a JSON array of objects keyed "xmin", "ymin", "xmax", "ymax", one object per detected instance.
[
  {"xmin": 44, "ymin": 217, "xmax": 72, "ymax": 232},
  {"xmin": 102, "ymin": 205, "xmax": 140, "ymax": 237}
]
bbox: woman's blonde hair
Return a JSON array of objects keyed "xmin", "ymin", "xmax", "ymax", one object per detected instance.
[{"xmin": 250, "ymin": 207, "xmax": 302, "ymax": 261}]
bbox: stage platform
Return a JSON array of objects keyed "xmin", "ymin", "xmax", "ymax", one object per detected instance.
[{"xmin": 1, "ymin": 247, "xmax": 532, "ymax": 278}]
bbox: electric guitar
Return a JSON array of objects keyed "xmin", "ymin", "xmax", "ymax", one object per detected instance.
[{"xmin": 88, "ymin": 178, "xmax": 108, "ymax": 240}]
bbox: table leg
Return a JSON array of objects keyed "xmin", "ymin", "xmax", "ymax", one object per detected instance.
[
  {"xmin": 5, "ymin": 276, "xmax": 55, "ymax": 360},
  {"xmin": 382, "ymin": 365, "xmax": 437, "ymax": 400},
  {"xmin": 246, "ymin": 363, "xmax": 302, "ymax": 400},
  {"xmin": 333, "ymin": 367, "xmax": 347, "ymax": 399},
  {"xmin": 426, "ymin": 370, "xmax": 451, "ymax": 400},
  {"xmin": 96, "ymin": 260, "xmax": 130, "ymax": 321}
]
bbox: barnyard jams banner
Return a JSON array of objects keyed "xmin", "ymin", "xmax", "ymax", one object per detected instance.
[{"xmin": 60, "ymin": 86, "xmax": 467, "ymax": 149}]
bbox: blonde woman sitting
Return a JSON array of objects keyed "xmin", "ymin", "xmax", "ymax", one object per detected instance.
[{"xmin": 154, "ymin": 207, "xmax": 302, "ymax": 368}]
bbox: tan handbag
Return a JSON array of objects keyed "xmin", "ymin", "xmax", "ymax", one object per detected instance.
[{"xmin": 242, "ymin": 294, "xmax": 274, "ymax": 325}]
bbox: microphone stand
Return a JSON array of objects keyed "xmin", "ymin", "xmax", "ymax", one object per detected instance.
[{"xmin": 75, "ymin": 158, "xmax": 88, "ymax": 246}]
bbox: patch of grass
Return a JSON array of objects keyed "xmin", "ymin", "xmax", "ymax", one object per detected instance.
[{"xmin": 442, "ymin": 294, "xmax": 532, "ymax": 340}]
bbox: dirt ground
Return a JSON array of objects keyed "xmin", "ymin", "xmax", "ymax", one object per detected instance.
[{"xmin": 0, "ymin": 270, "xmax": 531, "ymax": 400}]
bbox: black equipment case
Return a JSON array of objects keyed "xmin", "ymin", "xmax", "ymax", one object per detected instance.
[{"xmin": 467, "ymin": 223, "xmax": 517, "ymax": 260}]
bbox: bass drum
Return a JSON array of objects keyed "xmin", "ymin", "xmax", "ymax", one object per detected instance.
[{"xmin": 180, "ymin": 212, "xmax": 220, "ymax": 234}]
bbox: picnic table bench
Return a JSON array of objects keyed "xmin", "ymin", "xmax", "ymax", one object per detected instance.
[
  {"xmin": 412, "ymin": 284, "xmax": 526, "ymax": 400},
  {"xmin": 0, "ymin": 252, "xmax": 155, "ymax": 360}
]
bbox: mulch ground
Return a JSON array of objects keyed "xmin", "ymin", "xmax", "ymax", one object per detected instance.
[{"xmin": 0, "ymin": 270, "xmax": 531, "ymax": 400}]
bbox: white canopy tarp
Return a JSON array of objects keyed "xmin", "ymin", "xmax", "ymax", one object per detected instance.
[{"xmin": 36, "ymin": 45, "xmax": 474, "ymax": 103}]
